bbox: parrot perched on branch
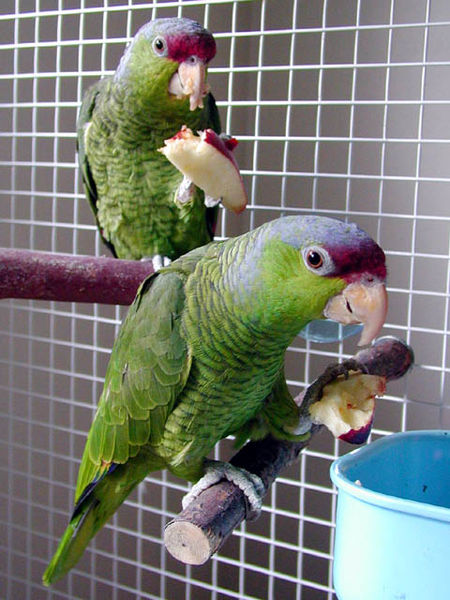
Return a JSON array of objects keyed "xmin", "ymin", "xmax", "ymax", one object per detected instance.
[
  {"xmin": 43, "ymin": 215, "xmax": 387, "ymax": 585},
  {"xmin": 77, "ymin": 17, "xmax": 245, "ymax": 269}
]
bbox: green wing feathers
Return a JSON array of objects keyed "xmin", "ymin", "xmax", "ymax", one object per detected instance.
[
  {"xmin": 75, "ymin": 271, "xmax": 191, "ymax": 499},
  {"xmin": 76, "ymin": 79, "xmax": 103, "ymax": 218},
  {"xmin": 76, "ymin": 78, "xmax": 120, "ymax": 256},
  {"xmin": 44, "ymin": 269, "xmax": 192, "ymax": 585}
]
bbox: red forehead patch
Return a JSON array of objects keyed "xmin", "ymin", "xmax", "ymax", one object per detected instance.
[
  {"xmin": 328, "ymin": 241, "xmax": 387, "ymax": 283},
  {"xmin": 166, "ymin": 33, "xmax": 216, "ymax": 63}
]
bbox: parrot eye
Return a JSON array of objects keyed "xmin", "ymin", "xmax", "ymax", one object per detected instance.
[
  {"xmin": 306, "ymin": 250, "xmax": 323, "ymax": 268},
  {"xmin": 152, "ymin": 36, "xmax": 167, "ymax": 56},
  {"xmin": 303, "ymin": 246, "xmax": 333, "ymax": 274}
]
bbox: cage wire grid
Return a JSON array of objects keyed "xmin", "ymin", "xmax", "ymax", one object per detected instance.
[{"xmin": 0, "ymin": 0, "xmax": 449, "ymax": 598}]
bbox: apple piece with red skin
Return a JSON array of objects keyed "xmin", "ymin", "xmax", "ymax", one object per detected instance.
[
  {"xmin": 159, "ymin": 126, "xmax": 247, "ymax": 214},
  {"xmin": 308, "ymin": 372, "xmax": 386, "ymax": 444}
]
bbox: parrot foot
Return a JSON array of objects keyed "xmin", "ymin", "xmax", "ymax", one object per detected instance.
[
  {"xmin": 182, "ymin": 459, "xmax": 265, "ymax": 520},
  {"xmin": 204, "ymin": 194, "xmax": 221, "ymax": 208},
  {"xmin": 146, "ymin": 254, "xmax": 171, "ymax": 272},
  {"xmin": 175, "ymin": 175, "xmax": 195, "ymax": 206},
  {"xmin": 293, "ymin": 357, "xmax": 368, "ymax": 435},
  {"xmin": 306, "ymin": 358, "xmax": 369, "ymax": 403}
]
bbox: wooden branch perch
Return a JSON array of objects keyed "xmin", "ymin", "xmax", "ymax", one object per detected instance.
[
  {"xmin": 0, "ymin": 248, "xmax": 154, "ymax": 305},
  {"xmin": 164, "ymin": 337, "xmax": 414, "ymax": 565}
]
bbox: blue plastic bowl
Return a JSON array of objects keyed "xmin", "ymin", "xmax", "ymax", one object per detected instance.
[{"xmin": 330, "ymin": 430, "xmax": 450, "ymax": 600}]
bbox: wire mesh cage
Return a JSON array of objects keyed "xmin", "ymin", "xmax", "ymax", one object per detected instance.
[{"xmin": 1, "ymin": 0, "xmax": 449, "ymax": 598}]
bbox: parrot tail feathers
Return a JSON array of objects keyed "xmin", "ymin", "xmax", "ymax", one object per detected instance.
[
  {"xmin": 42, "ymin": 463, "xmax": 118, "ymax": 586},
  {"xmin": 71, "ymin": 463, "xmax": 118, "ymax": 520},
  {"xmin": 42, "ymin": 497, "xmax": 98, "ymax": 586},
  {"xmin": 43, "ymin": 450, "xmax": 159, "ymax": 586}
]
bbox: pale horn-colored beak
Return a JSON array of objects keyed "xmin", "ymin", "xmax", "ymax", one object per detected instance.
[
  {"xmin": 168, "ymin": 57, "xmax": 209, "ymax": 111},
  {"xmin": 323, "ymin": 281, "xmax": 388, "ymax": 346}
]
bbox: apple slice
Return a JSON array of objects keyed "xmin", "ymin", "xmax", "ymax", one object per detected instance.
[
  {"xmin": 159, "ymin": 126, "xmax": 247, "ymax": 214},
  {"xmin": 309, "ymin": 373, "xmax": 386, "ymax": 444}
]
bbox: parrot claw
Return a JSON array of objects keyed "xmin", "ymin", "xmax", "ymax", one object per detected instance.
[
  {"xmin": 182, "ymin": 459, "xmax": 265, "ymax": 520},
  {"xmin": 147, "ymin": 254, "xmax": 171, "ymax": 272},
  {"xmin": 175, "ymin": 175, "xmax": 195, "ymax": 206},
  {"xmin": 303, "ymin": 358, "xmax": 368, "ymax": 408},
  {"xmin": 292, "ymin": 358, "xmax": 368, "ymax": 435},
  {"xmin": 204, "ymin": 194, "xmax": 221, "ymax": 208}
]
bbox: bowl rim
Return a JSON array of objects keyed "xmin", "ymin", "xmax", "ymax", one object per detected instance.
[{"xmin": 330, "ymin": 430, "xmax": 450, "ymax": 523}]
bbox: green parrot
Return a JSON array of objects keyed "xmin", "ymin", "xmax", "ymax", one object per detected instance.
[
  {"xmin": 78, "ymin": 17, "xmax": 242, "ymax": 269},
  {"xmin": 43, "ymin": 215, "xmax": 388, "ymax": 585}
]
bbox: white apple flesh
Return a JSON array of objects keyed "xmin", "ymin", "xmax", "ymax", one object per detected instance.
[
  {"xmin": 309, "ymin": 373, "xmax": 386, "ymax": 444},
  {"xmin": 159, "ymin": 126, "xmax": 247, "ymax": 214}
]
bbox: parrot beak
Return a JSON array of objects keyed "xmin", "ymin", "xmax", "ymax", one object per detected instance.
[
  {"xmin": 168, "ymin": 57, "xmax": 209, "ymax": 111},
  {"xmin": 323, "ymin": 281, "xmax": 388, "ymax": 346}
]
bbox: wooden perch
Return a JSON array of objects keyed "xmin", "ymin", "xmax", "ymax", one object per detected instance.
[
  {"xmin": 164, "ymin": 336, "xmax": 414, "ymax": 565},
  {"xmin": 0, "ymin": 248, "xmax": 154, "ymax": 305}
]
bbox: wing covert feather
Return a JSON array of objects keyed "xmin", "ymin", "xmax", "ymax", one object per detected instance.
[
  {"xmin": 76, "ymin": 78, "xmax": 119, "ymax": 256},
  {"xmin": 76, "ymin": 81, "xmax": 103, "ymax": 216},
  {"xmin": 75, "ymin": 270, "xmax": 191, "ymax": 498}
]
